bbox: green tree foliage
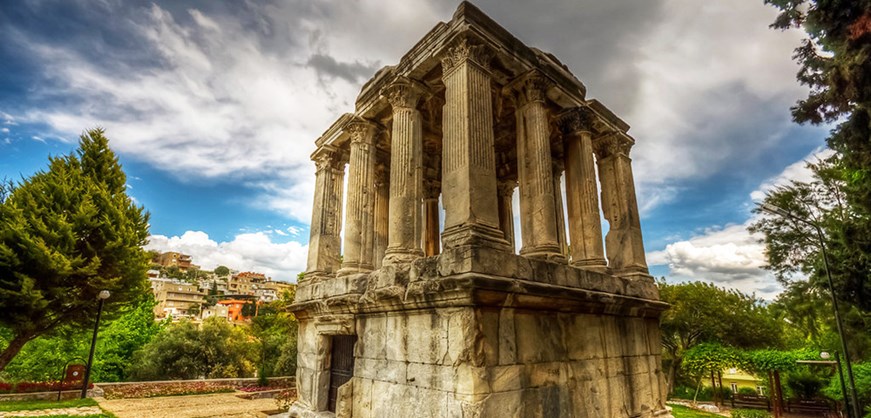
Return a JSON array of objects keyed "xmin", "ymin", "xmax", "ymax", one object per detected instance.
[
  {"xmin": 763, "ymin": 0, "xmax": 871, "ymax": 333},
  {"xmin": 750, "ymin": 160, "xmax": 871, "ymax": 360},
  {"xmin": 765, "ymin": 0, "xmax": 871, "ymax": 205},
  {"xmin": 214, "ymin": 266, "xmax": 230, "ymax": 277},
  {"xmin": 659, "ymin": 280, "xmax": 783, "ymax": 394},
  {"xmin": 824, "ymin": 361, "xmax": 871, "ymax": 412},
  {"xmin": 0, "ymin": 128, "xmax": 150, "ymax": 373},
  {"xmin": 250, "ymin": 290, "xmax": 298, "ymax": 380},
  {"xmin": 128, "ymin": 317, "xmax": 257, "ymax": 380},
  {"xmin": 0, "ymin": 294, "xmax": 162, "ymax": 382}
]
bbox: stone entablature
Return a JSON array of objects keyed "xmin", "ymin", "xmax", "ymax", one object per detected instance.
[{"xmin": 291, "ymin": 2, "xmax": 671, "ymax": 417}]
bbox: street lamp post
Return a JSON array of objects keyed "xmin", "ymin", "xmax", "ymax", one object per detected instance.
[
  {"xmin": 81, "ymin": 290, "xmax": 110, "ymax": 399},
  {"xmin": 822, "ymin": 351, "xmax": 851, "ymax": 415},
  {"xmin": 759, "ymin": 203, "xmax": 861, "ymax": 418}
]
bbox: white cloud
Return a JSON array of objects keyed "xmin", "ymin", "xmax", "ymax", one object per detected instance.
[
  {"xmin": 750, "ymin": 147, "xmax": 834, "ymax": 201},
  {"xmin": 648, "ymin": 147, "xmax": 837, "ymax": 299},
  {"xmin": 145, "ymin": 230, "xmax": 308, "ymax": 282},
  {"xmin": 647, "ymin": 222, "xmax": 781, "ymax": 299}
]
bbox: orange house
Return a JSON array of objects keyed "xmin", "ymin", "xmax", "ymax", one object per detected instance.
[{"xmin": 217, "ymin": 299, "xmax": 251, "ymax": 322}]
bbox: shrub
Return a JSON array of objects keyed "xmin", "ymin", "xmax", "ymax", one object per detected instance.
[
  {"xmin": 731, "ymin": 409, "xmax": 770, "ymax": 418},
  {"xmin": 0, "ymin": 382, "xmax": 12, "ymax": 393},
  {"xmin": 738, "ymin": 387, "xmax": 759, "ymax": 396}
]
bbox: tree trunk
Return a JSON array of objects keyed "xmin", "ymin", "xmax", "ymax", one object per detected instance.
[
  {"xmin": 774, "ymin": 370, "xmax": 784, "ymax": 415},
  {"xmin": 666, "ymin": 357, "xmax": 679, "ymax": 396},
  {"xmin": 0, "ymin": 333, "xmax": 32, "ymax": 373},
  {"xmin": 769, "ymin": 371, "xmax": 781, "ymax": 418},
  {"xmin": 711, "ymin": 370, "xmax": 718, "ymax": 405},
  {"xmin": 718, "ymin": 370, "xmax": 724, "ymax": 400}
]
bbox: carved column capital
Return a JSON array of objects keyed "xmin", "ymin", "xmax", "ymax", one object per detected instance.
[
  {"xmin": 497, "ymin": 180, "xmax": 517, "ymax": 197},
  {"xmin": 552, "ymin": 157, "xmax": 565, "ymax": 174},
  {"xmin": 347, "ymin": 119, "xmax": 380, "ymax": 146},
  {"xmin": 423, "ymin": 179, "xmax": 440, "ymax": 200},
  {"xmin": 374, "ymin": 162, "xmax": 389, "ymax": 185},
  {"xmin": 382, "ymin": 77, "xmax": 427, "ymax": 110},
  {"xmin": 593, "ymin": 133, "xmax": 633, "ymax": 159},
  {"xmin": 440, "ymin": 36, "xmax": 494, "ymax": 75},
  {"xmin": 314, "ymin": 149, "xmax": 343, "ymax": 172},
  {"xmin": 510, "ymin": 72, "xmax": 552, "ymax": 108},
  {"xmin": 557, "ymin": 107, "xmax": 595, "ymax": 135}
]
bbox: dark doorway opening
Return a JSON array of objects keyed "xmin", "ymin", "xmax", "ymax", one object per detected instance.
[{"xmin": 327, "ymin": 335, "xmax": 357, "ymax": 412}]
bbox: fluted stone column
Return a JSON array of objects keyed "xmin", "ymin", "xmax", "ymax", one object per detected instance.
[
  {"xmin": 424, "ymin": 180, "xmax": 440, "ymax": 256},
  {"xmin": 497, "ymin": 180, "xmax": 517, "ymax": 253},
  {"xmin": 382, "ymin": 78, "xmax": 426, "ymax": 264},
  {"xmin": 553, "ymin": 160, "xmax": 568, "ymax": 258},
  {"xmin": 305, "ymin": 149, "xmax": 345, "ymax": 278},
  {"xmin": 595, "ymin": 133, "xmax": 649, "ymax": 276},
  {"xmin": 339, "ymin": 120, "xmax": 379, "ymax": 274},
  {"xmin": 512, "ymin": 72, "xmax": 563, "ymax": 260},
  {"xmin": 439, "ymin": 37, "xmax": 510, "ymax": 251},
  {"xmin": 373, "ymin": 163, "xmax": 390, "ymax": 269},
  {"xmin": 560, "ymin": 108, "xmax": 607, "ymax": 270}
]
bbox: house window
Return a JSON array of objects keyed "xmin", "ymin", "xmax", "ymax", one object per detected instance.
[{"xmin": 731, "ymin": 383, "xmax": 738, "ymax": 393}]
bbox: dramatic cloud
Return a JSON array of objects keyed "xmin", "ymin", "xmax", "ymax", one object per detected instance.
[
  {"xmin": 649, "ymin": 147, "xmax": 835, "ymax": 298},
  {"xmin": 145, "ymin": 231, "xmax": 308, "ymax": 282},
  {"xmin": 1, "ymin": 0, "xmax": 813, "ymax": 223},
  {"xmin": 647, "ymin": 223, "xmax": 780, "ymax": 299}
]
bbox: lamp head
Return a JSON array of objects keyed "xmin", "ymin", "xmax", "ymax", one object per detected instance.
[
  {"xmin": 820, "ymin": 351, "xmax": 831, "ymax": 360},
  {"xmin": 98, "ymin": 290, "xmax": 111, "ymax": 300}
]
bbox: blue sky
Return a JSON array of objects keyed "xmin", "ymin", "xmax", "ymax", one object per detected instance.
[{"xmin": 0, "ymin": 0, "xmax": 829, "ymax": 295}]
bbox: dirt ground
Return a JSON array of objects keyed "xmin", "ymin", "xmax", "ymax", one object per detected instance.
[{"xmin": 97, "ymin": 392, "xmax": 281, "ymax": 418}]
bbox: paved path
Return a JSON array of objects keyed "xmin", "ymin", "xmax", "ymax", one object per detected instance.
[{"xmin": 98, "ymin": 392, "xmax": 280, "ymax": 418}]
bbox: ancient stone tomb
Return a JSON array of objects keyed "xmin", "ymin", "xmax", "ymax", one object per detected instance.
[{"xmin": 290, "ymin": 2, "xmax": 672, "ymax": 417}]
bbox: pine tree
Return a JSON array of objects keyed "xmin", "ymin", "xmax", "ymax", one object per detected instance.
[{"xmin": 0, "ymin": 128, "xmax": 150, "ymax": 372}]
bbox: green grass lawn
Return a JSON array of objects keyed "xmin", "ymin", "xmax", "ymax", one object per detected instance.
[
  {"xmin": 0, "ymin": 397, "xmax": 115, "ymax": 417},
  {"xmin": 669, "ymin": 403, "xmax": 723, "ymax": 418}
]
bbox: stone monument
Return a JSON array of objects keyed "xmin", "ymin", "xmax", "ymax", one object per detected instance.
[{"xmin": 290, "ymin": 2, "xmax": 672, "ymax": 417}]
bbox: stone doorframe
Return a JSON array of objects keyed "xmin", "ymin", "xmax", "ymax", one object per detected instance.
[{"xmin": 312, "ymin": 314, "xmax": 356, "ymax": 413}]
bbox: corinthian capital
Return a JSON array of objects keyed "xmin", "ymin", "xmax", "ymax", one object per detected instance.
[
  {"xmin": 347, "ymin": 119, "xmax": 379, "ymax": 145},
  {"xmin": 314, "ymin": 149, "xmax": 342, "ymax": 172},
  {"xmin": 509, "ymin": 71, "xmax": 552, "ymax": 107},
  {"xmin": 557, "ymin": 107, "xmax": 595, "ymax": 135},
  {"xmin": 381, "ymin": 77, "xmax": 427, "ymax": 110},
  {"xmin": 440, "ymin": 36, "xmax": 494, "ymax": 75},
  {"xmin": 593, "ymin": 133, "xmax": 633, "ymax": 159}
]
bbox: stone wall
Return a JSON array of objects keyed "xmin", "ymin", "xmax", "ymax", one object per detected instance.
[{"xmin": 341, "ymin": 308, "xmax": 666, "ymax": 417}]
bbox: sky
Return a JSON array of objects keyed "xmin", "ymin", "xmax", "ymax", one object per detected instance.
[{"xmin": 0, "ymin": 0, "xmax": 831, "ymax": 297}]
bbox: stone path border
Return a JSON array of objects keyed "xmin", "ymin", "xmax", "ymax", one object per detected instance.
[
  {"xmin": 0, "ymin": 406, "xmax": 103, "ymax": 417},
  {"xmin": 97, "ymin": 392, "xmax": 279, "ymax": 418}
]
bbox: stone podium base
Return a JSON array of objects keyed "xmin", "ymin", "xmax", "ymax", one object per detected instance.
[{"xmin": 291, "ymin": 247, "xmax": 674, "ymax": 418}]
